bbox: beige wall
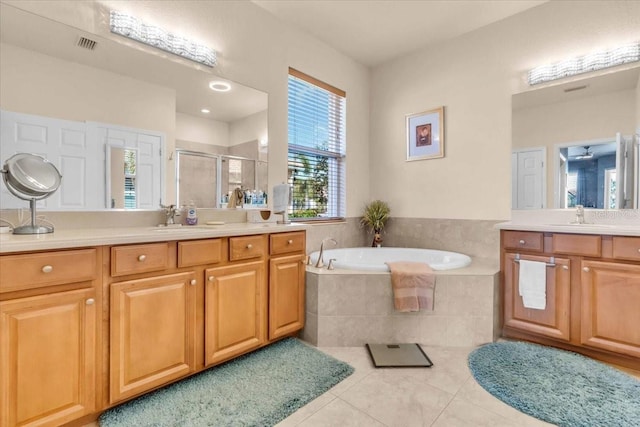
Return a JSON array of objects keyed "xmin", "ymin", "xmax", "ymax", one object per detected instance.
[
  {"xmin": 513, "ymin": 89, "xmax": 636, "ymax": 149},
  {"xmin": 6, "ymin": 1, "xmax": 639, "ymax": 223},
  {"xmin": 370, "ymin": 1, "xmax": 640, "ymax": 220},
  {"xmin": 0, "ymin": 43, "xmax": 176, "ymax": 135},
  {"xmin": 176, "ymin": 112, "xmax": 229, "ymax": 147},
  {"xmin": 229, "ymin": 110, "xmax": 268, "ymax": 148}
]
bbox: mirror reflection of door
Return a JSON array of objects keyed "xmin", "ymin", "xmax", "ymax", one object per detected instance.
[
  {"xmin": 176, "ymin": 151, "xmax": 218, "ymax": 208},
  {"xmin": 109, "ymin": 147, "xmax": 137, "ymax": 209},
  {"xmin": 555, "ymin": 140, "xmax": 618, "ymax": 209},
  {"xmin": 512, "ymin": 147, "xmax": 545, "ymax": 209},
  {"xmin": 558, "ymin": 149, "xmax": 569, "ymax": 208}
]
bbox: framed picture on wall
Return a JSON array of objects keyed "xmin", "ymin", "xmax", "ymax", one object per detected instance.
[{"xmin": 406, "ymin": 106, "xmax": 444, "ymax": 161}]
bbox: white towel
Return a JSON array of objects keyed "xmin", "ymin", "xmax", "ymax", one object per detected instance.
[{"xmin": 518, "ymin": 259, "xmax": 547, "ymax": 310}]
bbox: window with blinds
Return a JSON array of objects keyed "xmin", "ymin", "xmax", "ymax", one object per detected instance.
[
  {"xmin": 288, "ymin": 68, "xmax": 346, "ymax": 220},
  {"xmin": 124, "ymin": 149, "xmax": 137, "ymax": 209}
]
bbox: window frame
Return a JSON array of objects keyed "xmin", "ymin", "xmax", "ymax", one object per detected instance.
[{"xmin": 287, "ymin": 68, "xmax": 346, "ymax": 222}]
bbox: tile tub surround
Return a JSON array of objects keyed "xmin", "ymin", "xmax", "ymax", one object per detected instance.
[
  {"xmin": 302, "ymin": 259, "xmax": 500, "ymax": 347},
  {"xmin": 379, "ymin": 218, "xmax": 502, "ymax": 261},
  {"xmin": 305, "ymin": 217, "xmax": 501, "ymax": 263},
  {"xmin": 305, "ymin": 217, "xmax": 367, "ymax": 254}
]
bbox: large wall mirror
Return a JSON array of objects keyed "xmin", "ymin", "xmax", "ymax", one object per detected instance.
[
  {"xmin": 512, "ymin": 66, "xmax": 640, "ymax": 210},
  {"xmin": 0, "ymin": 3, "xmax": 268, "ymax": 211}
]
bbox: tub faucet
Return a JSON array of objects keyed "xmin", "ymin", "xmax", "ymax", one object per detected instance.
[
  {"xmin": 315, "ymin": 238, "xmax": 337, "ymax": 268},
  {"xmin": 574, "ymin": 205, "xmax": 585, "ymax": 224}
]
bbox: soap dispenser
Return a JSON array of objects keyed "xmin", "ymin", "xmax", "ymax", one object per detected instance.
[{"xmin": 186, "ymin": 200, "xmax": 198, "ymax": 225}]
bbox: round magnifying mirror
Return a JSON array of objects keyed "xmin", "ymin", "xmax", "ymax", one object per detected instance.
[{"xmin": 1, "ymin": 153, "xmax": 62, "ymax": 234}]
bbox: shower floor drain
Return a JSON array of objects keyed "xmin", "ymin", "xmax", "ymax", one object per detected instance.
[{"xmin": 365, "ymin": 343, "xmax": 433, "ymax": 368}]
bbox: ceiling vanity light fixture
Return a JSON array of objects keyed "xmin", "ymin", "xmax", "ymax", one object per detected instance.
[
  {"xmin": 528, "ymin": 42, "xmax": 640, "ymax": 85},
  {"xmin": 200, "ymin": 108, "xmax": 210, "ymax": 114},
  {"xmin": 208, "ymin": 81, "xmax": 231, "ymax": 92},
  {"xmin": 109, "ymin": 11, "xmax": 217, "ymax": 67}
]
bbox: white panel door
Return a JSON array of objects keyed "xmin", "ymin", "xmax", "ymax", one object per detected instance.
[
  {"xmin": 513, "ymin": 148, "xmax": 545, "ymax": 209},
  {"xmin": 137, "ymin": 133, "xmax": 162, "ymax": 209},
  {"xmin": 0, "ymin": 110, "xmax": 101, "ymax": 210}
]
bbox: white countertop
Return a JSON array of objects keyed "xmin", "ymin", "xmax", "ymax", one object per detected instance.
[
  {"xmin": 495, "ymin": 221, "xmax": 640, "ymax": 236},
  {"xmin": 0, "ymin": 223, "xmax": 308, "ymax": 253},
  {"xmin": 496, "ymin": 209, "xmax": 640, "ymax": 237}
]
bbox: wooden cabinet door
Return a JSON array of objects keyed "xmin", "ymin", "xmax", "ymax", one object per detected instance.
[
  {"xmin": 110, "ymin": 272, "xmax": 196, "ymax": 404},
  {"xmin": 0, "ymin": 288, "xmax": 96, "ymax": 427},
  {"xmin": 581, "ymin": 261, "xmax": 640, "ymax": 358},
  {"xmin": 205, "ymin": 261, "xmax": 266, "ymax": 366},
  {"xmin": 503, "ymin": 253, "xmax": 571, "ymax": 341},
  {"xmin": 269, "ymin": 254, "xmax": 306, "ymax": 340}
]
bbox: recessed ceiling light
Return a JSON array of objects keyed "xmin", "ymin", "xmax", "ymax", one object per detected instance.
[
  {"xmin": 201, "ymin": 108, "xmax": 210, "ymax": 114},
  {"xmin": 209, "ymin": 81, "xmax": 231, "ymax": 92}
]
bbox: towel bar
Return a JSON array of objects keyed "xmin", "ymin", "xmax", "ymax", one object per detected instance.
[{"xmin": 514, "ymin": 254, "xmax": 556, "ymax": 267}]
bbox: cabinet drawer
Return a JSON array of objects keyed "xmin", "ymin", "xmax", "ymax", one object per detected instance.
[
  {"xmin": 0, "ymin": 248, "xmax": 98, "ymax": 293},
  {"xmin": 229, "ymin": 235, "xmax": 265, "ymax": 261},
  {"xmin": 503, "ymin": 231, "xmax": 543, "ymax": 252},
  {"xmin": 552, "ymin": 234, "xmax": 601, "ymax": 257},
  {"xmin": 270, "ymin": 232, "xmax": 305, "ymax": 255},
  {"xmin": 178, "ymin": 239, "xmax": 223, "ymax": 267},
  {"xmin": 612, "ymin": 236, "xmax": 640, "ymax": 262},
  {"xmin": 111, "ymin": 243, "xmax": 170, "ymax": 277}
]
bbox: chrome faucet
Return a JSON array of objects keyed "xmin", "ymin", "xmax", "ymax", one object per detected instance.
[
  {"xmin": 315, "ymin": 238, "xmax": 337, "ymax": 268},
  {"xmin": 160, "ymin": 204, "xmax": 180, "ymax": 226},
  {"xmin": 574, "ymin": 205, "xmax": 585, "ymax": 224}
]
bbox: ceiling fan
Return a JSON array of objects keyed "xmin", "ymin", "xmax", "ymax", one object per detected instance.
[{"xmin": 574, "ymin": 146, "xmax": 594, "ymax": 160}]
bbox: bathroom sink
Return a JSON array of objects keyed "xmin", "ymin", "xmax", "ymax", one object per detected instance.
[
  {"xmin": 545, "ymin": 223, "xmax": 617, "ymax": 229},
  {"xmin": 153, "ymin": 225, "xmax": 207, "ymax": 232}
]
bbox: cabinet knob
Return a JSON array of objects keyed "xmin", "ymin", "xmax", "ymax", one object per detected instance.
[
  {"xmin": 288, "ymin": 239, "xmax": 293, "ymax": 245},
  {"xmin": 583, "ymin": 267, "xmax": 590, "ymax": 273},
  {"xmin": 86, "ymin": 298, "xmax": 95, "ymax": 305},
  {"xmin": 246, "ymin": 244, "xmax": 253, "ymax": 249},
  {"xmin": 208, "ymin": 276, "xmax": 215, "ymax": 282},
  {"xmin": 190, "ymin": 279, "xmax": 196, "ymax": 286},
  {"xmin": 138, "ymin": 254, "xmax": 146, "ymax": 262},
  {"xmin": 41, "ymin": 265, "xmax": 53, "ymax": 273},
  {"xmin": 519, "ymin": 240, "xmax": 525, "ymax": 245}
]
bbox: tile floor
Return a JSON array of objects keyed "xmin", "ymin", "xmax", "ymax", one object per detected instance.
[{"xmin": 276, "ymin": 344, "xmax": 555, "ymax": 427}]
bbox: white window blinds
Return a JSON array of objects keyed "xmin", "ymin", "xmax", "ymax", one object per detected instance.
[{"xmin": 287, "ymin": 68, "xmax": 346, "ymax": 220}]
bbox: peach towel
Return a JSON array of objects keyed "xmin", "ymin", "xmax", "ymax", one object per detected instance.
[{"xmin": 386, "ymin": 261, "xmax": 436, "ymax": 312}]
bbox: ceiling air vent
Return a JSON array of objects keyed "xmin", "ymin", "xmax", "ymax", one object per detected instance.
[{"xmin": 76, "ymin": 36, "xmax": 97, "ymax": 51}]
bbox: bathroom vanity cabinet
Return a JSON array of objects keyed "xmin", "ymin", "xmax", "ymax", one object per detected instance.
[
  {"xmin": 580, "ymin": 259, "xmax": 640, "ymax": 358},
  {"xmin": 0, "ymin": 226, "xmax": 306, "ymax": 427},
  {"xmin": 268, "ymin": 232, "xmax": 307, "ymax": 340},
  {"xmin": 501, "ymin": 231, "xmax": 640, "ymax": 370},
  {"xmin": 109, "ymin": 270, "xmax": 197, "ymax": 403},
  {"xmin": 204, "ymin": 235, "xmax": 268, "ymax": 366},
  {"xmin": 0, "ymin": 249, "xmax": 101, "ymax": 427}
]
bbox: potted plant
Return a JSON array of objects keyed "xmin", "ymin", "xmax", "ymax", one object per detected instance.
[{"xmin": 360, "ymin": 200, "xmax": 390, "ymax": 247}]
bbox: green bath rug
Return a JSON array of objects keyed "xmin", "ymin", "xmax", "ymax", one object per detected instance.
[
  {"xmin": 468, "ymin": 341, "xmax": 640, "ymax": 427},
  {"xmin": 100, "ymin": 338, "xmax": 354, "ymax": 426}
]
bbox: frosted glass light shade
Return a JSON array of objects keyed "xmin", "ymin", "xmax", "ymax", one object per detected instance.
[
  {"xmin": 110, "ymin": 11, "xmax": 217, "ymax": 67},
  {"xmin": 528, "ymin": 43, "xmax": 639, "ymax": 85}
]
